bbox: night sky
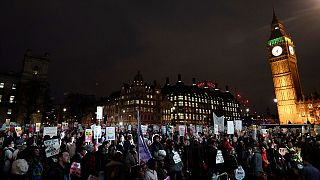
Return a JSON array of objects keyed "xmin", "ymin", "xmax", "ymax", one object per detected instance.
[{"xmin": 1, "ymin": 0, "xmax": 320, "ymax": 113}]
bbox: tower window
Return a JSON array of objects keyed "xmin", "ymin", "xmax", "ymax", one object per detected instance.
[
  {"xmin": 0, "ymin": 82, "xmax": 4, "ymax": 88},
  {"xmin": 7, "ymin": 109, "xmax": 12, "ymax": 115},
  {"xmin": 12, "ymin": 83, "xmax": 16, "ymax": 90}
]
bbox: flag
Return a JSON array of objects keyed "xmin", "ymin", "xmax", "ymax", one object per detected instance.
[{"xmin": 137, "ymin": 110, "xmax": 151, "ymax": 164}]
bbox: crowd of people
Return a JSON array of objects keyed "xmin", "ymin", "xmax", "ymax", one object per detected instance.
[{"xmin": 0, "ymin": 123, "xmax": 320, "ymax": 180}]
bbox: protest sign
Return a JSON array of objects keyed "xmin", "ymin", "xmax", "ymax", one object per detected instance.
[
  {"xmin": 85, "ymin": 129, "xmax": 93, "ymax": 143},
  {"xmin": 35, "ymin": 123, "xmax": 41, "ymax": 132},
  {"xmin": 44, "ymin": 139, "xmax": 60, "ymax": 157},
  {"xmin": 161, "ymin": 126, "xmax": 167, "ymax": 135},
  {"xmin": 106, "ymin": 127, "xmax": 115, "ymax": 140},
  {"xmin": 227, "ymin": 121, "xmax": 235, "ymax": 134},
  {"xmin": 141, "ymin": 125, "xmax": 148, "ymax": 135},
  {"xmin": 62, "ymin": 122, "xmax": 68, "ymax": 130},
  {"xmin": 128, "ymin": 124, "xmax": 132, "ymax": 131},
  {"xmin": 96, "ymin": 106, "xmax": 103, "ymax": 120},
  {"xmin": 94, "ymin": 125, "xmax": 102, "ymax": 139},
  {"xmin": 235, "ymin": 120, "xmax": 242, "ymax": 131},
  {"xmin": 179, "ymin": 125, "xmax": 186, "ymax": 137},
  {"xmin": 216, "ymin": 150, "xmax": 224, "ymax": 164},
  {"xmin": 15, "ymin": 127, "xmax": 22, "ymax": 137},
  {"xmin": 43, "ymin": 127, "xmax": 58, "ymax": 138}
]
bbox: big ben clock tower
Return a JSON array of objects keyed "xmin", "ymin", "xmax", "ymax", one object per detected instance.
[{"xmin": 267, "ymin": 10, "xmax": 303, "ymax": 124}]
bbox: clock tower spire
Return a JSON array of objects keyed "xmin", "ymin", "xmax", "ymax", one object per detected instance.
[{"xmin": 267, "ymin": 10, "xmax": 303, "ymax": 124}]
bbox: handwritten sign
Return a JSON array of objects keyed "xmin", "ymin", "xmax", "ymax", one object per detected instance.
[
  {"xmin": 44, "ymin": 139, "xmax": 60, "ymax": 157},
  {"xmin": 93, "ymin": 125, "xmax": 102, "ymax": 139},
  {"xmin": 234, "ymin": 120, "xmax": 242, "ymax": 131},
  {"xmin": 141, "ymin": 125, "xmax": 148, "ymax": 135},
  {"xmin": 43, "ymin": 127, "xmax": 57, "ymax": 138},
  {"xmin": 227, "ymin": 121, "xmax": 234, "ymax": 134},
  {"xmin": 106, "ymin": 127, "xmax": 115, "ymax": 140}
]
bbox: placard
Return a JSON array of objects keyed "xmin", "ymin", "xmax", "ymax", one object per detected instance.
[
  {"xmin": 234, "ymin": 166, "xmax": 245, "ymax": 180},
  {"xmin": 85, "ymin": 129, "xmax": 93, "ymax": 143},
  {"xmin": 62, "ymin": 122, "xmax": 68, "ymax": 131},
  {"xmin": 227, "ymin": 121, "xmax": 234, "ymax": 134},
  {"xmin": 43, "ymin": 127, "xmax": 58, "ymax": 138},
  {"xmin": 179, "ymin": 125, "xmax": 186, "ymax": 137},
  {"xmin": 15, "ymin": 127, "xmax": 22, "ymax": 137},
  {"xmin": 44, "ymin": 139, "xmax": 60, "ymax": 157},
  {"xmin": 141, "ymin": 125, "xmax": 148, "ymax": 135},
  {"xmin": 35, "ymin": 123, "xmax": 41, "ymax": 132},
  {"xmin": 216, "ymin": 150, "xmax": 224, "ymax": 164},
  {"xmin": 94, "ymin": 125, "xmax": 102, "ymax": 139},
  {"xmin": 106, "ymin": 127, "xmax": 115, "ymax": 140},
  {"xmin": 96, "ymin": 106, "xmax": 103, "ymax": 120},
  {"xmin": 161, "ymin": 126, "xmax": 167, "ymax": 135},
  {"xmin": 234, "ymin": 120, "xmax": 242, "ymax": 131}
]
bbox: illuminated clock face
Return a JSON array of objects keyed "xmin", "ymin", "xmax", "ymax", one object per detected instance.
[
  {"xmin": 272, "ymin": 46, "xmax": 283, "ymax": 57},
  {"xmin": 289, "ymin": 46, "xmax": 295, "ymax": 55}
]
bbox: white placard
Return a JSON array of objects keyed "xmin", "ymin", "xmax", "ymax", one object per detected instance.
[
  {"xmin": 106, "ymin": 127, "xmax": 115, "ymax": 140},
  {"xmin": 234, "ymin": 166, "xmax": 245, "ymax": 180},
  {"xmin": 35, "ymin": 123, "xmax": 41, "ymax": 132},
  {"xmin": 227, "ymin": 121, "xmax": 235, "ymax": 134},
  {"xmin": 96, "ymin": 106, "xmax": 103, "ymax": 120},
  {"xmin": 213, "ymin": 113, "xmax": 225, "ymax": 132},
  {"xmin": 234, "ymin": 120, "xmax": 242, "ymax": 131},
  {"xmin": 43, "ymin": 127, "xmax": 58, "ymax": 138},
  {"xmin": 128, "ymin": 124, "xmax": 132, "ymax": 131},
  {"xmin": 162, "ymin": 126, "xmax": 167, "ymax": 135},
  {"xmin": 216, "ymin": 150, "xmax": 224, "ymax": 164},
  {"xmin": 179, "ymin": 125, "xmax": 186, "ymax": 137},
  {"xmin": 141, "ymin": 125, "xmax": 148, "ymax": 135},
  {"xmin": 44, "ymin": 139, "xmax": 60, "ymax": 157},
  {"xmin": 94, "ymin": 125, "xmax": 102, "ymax": 139},
  {"xmin": 173, "ymin": 151, "xmax": 182, "ymax": 164}
]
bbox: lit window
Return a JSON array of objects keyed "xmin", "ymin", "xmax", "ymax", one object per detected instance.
[
  {"xmin": 11, "ymin": 83, "xmax": 16, "ymax": 90},
  {"xmin": 7, "ymin": 109, "xmax": 12, "ymax": 115},
  {"xmin": 178, "ymin": 101, "xmax": 183, "ymax": 106},
  {"xmin": 178, "ymin": 96, "xmax": 183, "ymax": 100},
  {"xmin": 10, "ymin": 96, "xmax": 15, "ymax": 103},
  {"xmin": 33, "ymin": 66, "xmax": 39, "ymax": 75},
  {"xmin": 0, "ymin": 83, "xmax": 4, "ymax": 88}
]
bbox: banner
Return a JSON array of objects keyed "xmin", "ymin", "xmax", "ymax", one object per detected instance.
[
  {"xmin": 213, "ymin": 112, "xmax": 224, "ymax": 132},
  {"xmin": 227, "ymin": 121, "xmax": 235, "ymax": 134},
  {"xmin": 179, "ymin": 125, "xmax": 186, "ymax": 137},
  {"xmin": 234, "ymin": 120, "xmax": 242, "ymax": 131},
  {"xmin": 44, "ymin": 139, "xmax": 60, "ymax": 157},
  {"xmin": 96, "ymin": 106, "xmax": 103, "ymax": 120},
  {"xmin": 43, "ymin": 127, "xmax": 58, "ymax": 138},
  {"xmin": 35, "ymin": 123, "xmax": 41, "ymax": 132},
  {"xmin": 85, "ymin": 129, "xmax": 93, "ymax": 143},
  {"xmin": 94, "ymin": 125, "xmax": 102, "ymax": 139},
  {"xmin": 106, "ymin": 127, "xmax": 115, "ymax": 140}
]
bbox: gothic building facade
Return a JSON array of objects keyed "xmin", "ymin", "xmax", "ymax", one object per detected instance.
[
  {"xmin": 267, "ymin": 11, "xmax": 320, "ymax": 124},
  {"xmin": 0, "ymin": 50, "xmax": 50, "ymax": 124}
]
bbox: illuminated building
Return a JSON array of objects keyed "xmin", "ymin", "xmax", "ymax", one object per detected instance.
[
  {"xmin": 161, "ymin": 75, "xmax": 241, "ymax": 125},
  {"xmin": 104, "ymin": 71, "xmax": 162, "ymax": 126},
  {"xmin": 267, "ymin": 10, "xmax": 320, "ymax": 124}
]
